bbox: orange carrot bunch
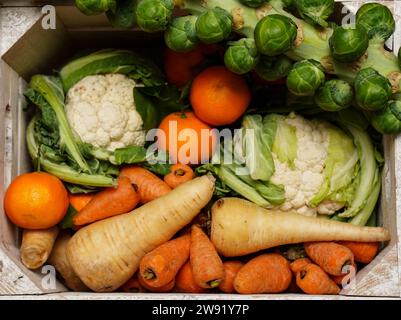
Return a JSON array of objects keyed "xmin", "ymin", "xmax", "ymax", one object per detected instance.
[
  {"xmin": 219, "ymin": 261, "xmax": 244, "ymax": 294},
  {"xmin": 139, "ymin": 234, "xmax": 191, "ymax": 288},
  {"xmin": 120, "ymin": 166, "xmax": 171, "ymax": 204},
  {"xmin": 73, "ymin": 176, "xmax": 139, "ymax": 226},
  {"xmin": 338, "ymin": 241, "xmax": 380, "ymax": 264},
  {"xmin": 190, "ymin": 225, "xmax": 225, "ymax": 289},
  {"xmin": 296, "ymin": 264, "xmax": 340, "ymax": 295},
  {"xmin": 304, "ymin": 242, "xmax": 354, "ymax": 276},
  {"xmin": 234, "ymin": 254, "xmax": 292, "ymax": 294},
  {"xmin": 175, "ymin": 261, "xmax": 207, "ymax": 293}
]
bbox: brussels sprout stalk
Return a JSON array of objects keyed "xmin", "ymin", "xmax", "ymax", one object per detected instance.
[{"xmin": 179, "ymin": 0, "xmax": 401, "ymax": 92}]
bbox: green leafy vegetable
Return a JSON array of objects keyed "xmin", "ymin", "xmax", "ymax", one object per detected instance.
[
  {"xmin": 356, "ymin": 2, "xmax": 395, "ymax": 43},
  {"xmin": 371, "ymin": 100, "xmax": 401, "ymax": 134},
  {"xmin": 310, "ymin": 125, "xmax": 359, "ymax": 207},
  {"xmin": 27, "ymin": 115, "xmax": 116, "ymax": 187},
  {"xmin": 75, "ymin": 0, "xmax": 116, "ymax": 15},
  {"xmin": 136, "ymin": 0, "xmax": 174, "ymax": 32},
  {"xmin": 315, "ymin": 79, "xmax": 353, "ymax": 112},
  {"xmin": 294, "ymin": 0, "xmax": 334, "ymax": 28},
  {"xmin": 241, "ymin": 115, "xmax": 275, "ymax": 181},
  {"xmin": 165, "ymin": 16, "xmax": 199, "ymax": 52},
  {"xmin": 329, "ymin": 26, "xmax": 369, "ymax": 63},
  {"xmin": 28, "ymin": 75, "xmax": 91, "ymax": 173},
  {"xmin": 224, "ymin": 38, "xmax": 260, "ymax": 75},
  {"xmin": 239, "ymin": 0, "xmax": 266, "ymax": 8},
  {"xmin": 254, "ymin": 14, "xmax": 297, "ymax": 57},
  {"xmin": 59, "ymin": 49, "xmax": 165, "ymax": 92},
  {"xmin": 195, "ymin": 7, "xmax": 233, "ymax": 44},
  {"xmin": 106, "ymin": 0, "xmax": 137, "ymax": 29},
  {"xmin": 337, "ymin": 123, "xmax": 378, "ymax": 219},
  {"xmin": 133, "ymin": 88, "xmax": 159, "ymax": 131},
  {"xmin": 255, "ymin": 55, "xmax": 293, "ymax": 82},
  {"xmin": 354, "ymin": 67, "xmax": 392, "ymax": 111},
  {"xmin": 59, "ymin": 205, "xmax": 78, "ymax": 230},
  {"xmin": 286, "ymin": 59, "xmax": 325, "ymax": 96},
  {"xmin": 269, "ymin": 114, "xmax": 297, "ymax": 169}
]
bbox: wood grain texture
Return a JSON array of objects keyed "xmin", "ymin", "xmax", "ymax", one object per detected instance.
[{"xmin": 0, "ymin": 248, "xmax": 42, "ymax": 295}]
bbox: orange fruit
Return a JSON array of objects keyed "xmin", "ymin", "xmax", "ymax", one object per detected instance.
[
  {"xmin": 69, "ymin": 193, "xmax": 94, "ymax": 212},
  {"xmin": 4, "ymin": 172, "xmax": 69, "ymax": 229},
  {"xmin": 190, "ymin": 66, "xmax": 251, "ymax": 126},
  {"xmin": 164, "ymin": 47, "xmax": 204, "ymax": 87},
  {"xmin": 164, "ymin": 44, "xmax": 223, "ymax": 88},
  {"xmin": 157, "ymin": 111, "xmax": 217, "ymax": 165}
]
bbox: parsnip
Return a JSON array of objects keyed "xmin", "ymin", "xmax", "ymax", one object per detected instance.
[
  {"xmin": 67, "ymin": 175, "xmax": 215, "ymax": 292},
  {"xmin": 48, "ymin": 232, "xmax": 88, "ymax": 292},
  {"xmin": 211, "ymin": 198, "xmax": 390, "ymax": 257},
  {"xmin": 20, "ymin": 227, "xmax": 59, "ymax": 269}
]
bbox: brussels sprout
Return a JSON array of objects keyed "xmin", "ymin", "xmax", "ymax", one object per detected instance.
[
  {"xmin": 286, "ymin": 59, "xmax": 325, "ymax": 96},
  {"xmin": 75, "ymin": 0, "xmax": 116, "ymax": 15},
  {"xmin": 295, "ymin": 0, "xmax": 334, "ymax": 28},
  {"xmin": 106, "ymin": 0, "xmax": 136, "ymax": 29},
  {"xmin": 354, "ymin": 67, "xmax": 392, "ymax": 111},
  {"xmin": 315, "ymin": 79, "xmax": 353, "ymax": 112},
  {"xmin": 255, "ymin": 55, "xmax": 293, "ymax": 82},
  {"xmin": 239, "ymin": 0, "xmax": 266, "ymax": 8},
  {"xmin": 371, "ymin": 100, "xmax": 401, "ymax": 134},
  {"xmin": 136, "ymin": 0, "xmax": 174, "ymax": 32},
  {"xmin": 195, "ymin": 7, "xmax": 233, "ymax": 44},
  {"xmin": 329, "ymin": 26, "xmax": 369, "ymax": 63},
  {"xmin": 224, "ymin": 39, "xmax": 260, "ymax": 75},
  {"xmin": 164, "ymin": 16, "xmax": 199, "ymax": 52},
  {"xmin": 356, "ymin": 3, "xmax": 395, "ymax": 42},
  {"xmin": 254, "ymin": 14, "xmax": 297, "ymax": 57}
]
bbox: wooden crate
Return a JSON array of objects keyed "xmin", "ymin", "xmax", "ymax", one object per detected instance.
[{"xmin": 0, "ymin": 1, "xmax": 400, "ymax": 298}]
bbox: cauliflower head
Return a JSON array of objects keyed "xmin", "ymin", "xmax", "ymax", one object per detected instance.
[
  {"xmin": 65, "ymin": 74, "xmax": 146, "ymax": 151},
  {"xmin": 268, "ymin": 114, "xmax": 358, "ymax": 217}
]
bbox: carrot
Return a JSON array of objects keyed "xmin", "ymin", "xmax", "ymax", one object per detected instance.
[
  {"xmin": 234, "ymin": 254, "xmax": 292, "ymax": 294},
  {"xmin": 139, "ymin": 234, "xmax": 191, "ymax": 288},
  {"xmin": 67, "ymin": 175, "xmax": 215, "ymax": 292},
  {"xmin": 20, "ymin": 227, "xmax": 59, "ymax": 269},
  {"xmin": 190, "ymin": 225, "xmax": 225, "ymax": 289},
  {"xmin": 210, "ymin": 198, "xmax": 390, "ymax": 257},
  {"xmin": 287, "ymin": 278, "xmax": 301, "ymax": 293},
  {"xmin": 121, "ymin": 275, "xmax": 145, "ymax": 293},
  {"xmin": 120, "ymin": 166, "xmax": 171, "ymax": 204},
  {"xmin": 73, "ymin": 176, "xmax": 139, "ymax": 226},
  {"xmin": 331, "ymin": 262, "xmax": 357, "ymax": 287},
  {"xmin": 287, "ymin": 258, "xmax": 312, "ymax": 293},
  {"xmin": 69, "ymin": 193, "xmax": 94, "ymax": 211},
  {"xmin": 296, "ymin": 264, "xmax": 340, "ymax": 295},
  {"xmin": 338, "ymin": 241, "xmax": 380, "ymax": 264},
  {"xmin": 164, "ymin": 164, "xmax": 195, "ymax": 189},
  {"xmin": 290, "ymin": 258, "xmax": 312, "ymax": 274},
  {"xmin": 304, "ymin": 242, "xmax": 354, "ymax": 276},
  {"xmin": 218, "ymin": 261, "xmax": 244, "ymax": 293},
  {"xmin": 138, "ymin": 273, "xmax": 175, "ymax": 293},
  {"xmin": 175, "ymin": 261, "xmax": 207, "ymax": 293}
]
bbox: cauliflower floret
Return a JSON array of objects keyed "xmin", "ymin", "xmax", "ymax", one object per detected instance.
[
  {"xmin": 270, "ymin": 114, "xmax": 344, "ymax": 217},
  {"xmin": 317, "ymin": 201, "xmax": 345, "ymax": 215},
  {"xmin": 65, "ymin": 74, "xmax": 145, "ymax": 151}
]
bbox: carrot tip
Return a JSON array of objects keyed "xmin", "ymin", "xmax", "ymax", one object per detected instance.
[
  {"xmin": 175, "ymin": 169, "xmax": 186, "ymax": 176},
  {"xmin": 143, "ymin": 269, "xmax": 156, "ymax": 280},
  {"xmin": 208, "ymin": 279, "xmax": 221, "ymax": 288}
]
